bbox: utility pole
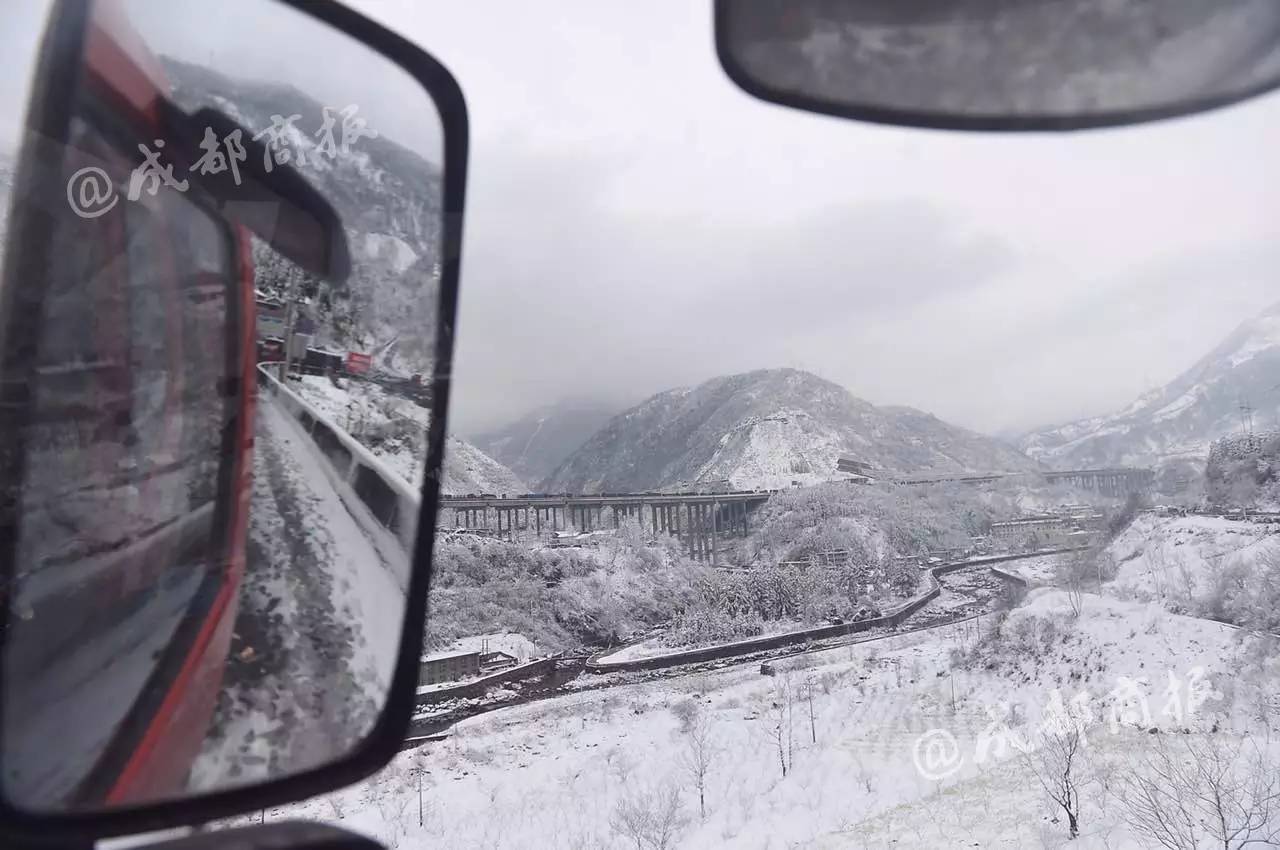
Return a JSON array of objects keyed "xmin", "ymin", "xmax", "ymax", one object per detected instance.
[
  {"xmin": 1239, "ymin": 398, "xmax": 1255, "ymax": 436},
  {"xmin": 281, "ymin": 265, "xmax": 304, "ymax": 381}
]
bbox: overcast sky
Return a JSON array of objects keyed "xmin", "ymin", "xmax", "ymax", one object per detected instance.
[
  {"xmin": 7, "ymin": 2, "xmax": 1279, "ymax": 440},
  {"xmin": 346, "ymin": 0, "xmax": 1280, "ymax": 439}
]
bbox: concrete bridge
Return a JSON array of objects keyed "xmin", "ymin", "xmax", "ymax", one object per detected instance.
[
  {"xmin": 438, "ymin": 491, "xmax": 772, "ymax": 563},
  {"xmin": 438, "ymin": 464, "xmax": 1154, "ymax": 561},
  {"xmin": 1040, "ymin": 467, "xmax": 1155, "ymax": 497},
  {"xmin": 855, "ymin": 464, "xmax": 1154, "ymax": 496}
]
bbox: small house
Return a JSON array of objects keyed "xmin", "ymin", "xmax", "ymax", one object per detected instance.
[{"xmin": 419, "ymin": 650, "xmax": 481, "ymax": 686}]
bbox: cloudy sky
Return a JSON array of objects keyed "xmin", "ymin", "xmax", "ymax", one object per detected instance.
[
  {"xmin": 5, "ymin": 2, "xmax": 1278, "ymax": 440},
  {"xmin": 346, "ymin": 0, "xmax": 1280, "ymax": 439}
]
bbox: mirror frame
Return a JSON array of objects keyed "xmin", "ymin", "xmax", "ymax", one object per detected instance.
[
  {"xmin": 0, "ymin": 0, "xmax": 466, "ymax": 842},
  {"xmin": 713, "ymin": 0, "xmax": 1280, "ymax": 132}
]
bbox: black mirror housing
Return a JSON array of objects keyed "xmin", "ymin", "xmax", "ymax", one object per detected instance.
[
  {"xmin": 715, "ymin": 0, "xmax": 1280, "ymax": 131},
  {"xmin": 0, "ymin": 0, "xmax": 467, "ymax": 842}
]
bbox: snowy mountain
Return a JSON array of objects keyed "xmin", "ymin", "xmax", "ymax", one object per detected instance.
[
  {"xmin": 470, "ymin": 398, "xmax": 621, "ymax": 487},
  {"xmin": 1021, "ymin": 301, "xmax": 1280, "ymax": 472},
  {"xmin": 544, "ymin": 368, "xmax": 1039, "ymax": 493},
  {"xmin": 441, "ymin": 438, "xmax": 527, "ymax": 497},
  {"xmin": 164, "ymin": 59, "xmax": 443, "ymax": 378}
]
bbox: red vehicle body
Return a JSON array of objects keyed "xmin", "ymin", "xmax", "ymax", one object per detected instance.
[
  {"xmin": 88, "ymin": 6, "xmax": 257, "ymax": 807},
  {"xmin": 1, "ymin": 3, "xmax": 255, "ymax": 809}
]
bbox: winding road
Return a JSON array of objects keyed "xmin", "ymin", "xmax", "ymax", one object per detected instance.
[{"xmin": 406, "ymin": 552, "xmax": 1062, "ymax": 740}]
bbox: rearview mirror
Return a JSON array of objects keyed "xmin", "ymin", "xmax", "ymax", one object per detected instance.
[
  {"xmin": 0, "ymin": 0, "xmax": 465, "ymax": 840},
  {"xmin": 715, "ymin": 0, "xmax": 1280, "ymax": 131}
]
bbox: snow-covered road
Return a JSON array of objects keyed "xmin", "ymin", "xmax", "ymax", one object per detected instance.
[{"xmin": 192, "ymin": 397, "xmax": 408, "ymax": 791}]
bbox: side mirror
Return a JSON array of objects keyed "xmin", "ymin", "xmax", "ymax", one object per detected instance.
[
  {"xmin": 715, "ymin": 0, "xmax": 1280, "ymax": 131},
  {"xmin": 0, "ymin": 0, "xmax": 466, "ymax": 842}
]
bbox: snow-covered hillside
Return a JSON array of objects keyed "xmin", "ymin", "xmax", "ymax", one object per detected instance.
[
  {"xmin": 546, "ymin": 368, "xmax": 1040, "ymax": 493},
  {"xmin": 440, "ymin": 438, "xmax": 527, "ymax": 497},
  {"xmin": 165, "ymin": 59, "xmax": 444, "ymax": 379},
  {"xmin": 1104, "ymin": 511, "xmax": 1280, "ymax": 616},
  {"xmin": 1022, "ymin": 301, "xmax": 1280, "ymax": 475},
  {"xmin": 291, "ymin": 375, "xmax": 525, "ymax": 496},
  {"xmin": 234, "ymin": 581, "xmax": 1278, "ymax": 848}
]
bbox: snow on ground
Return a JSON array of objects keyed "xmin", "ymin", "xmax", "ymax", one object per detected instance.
[
  {"xmin": 291, "ymin": 374, "xmax": 525, "ymax": 494},
  {"xmin": 295, "ymin": 374, "xmax": 428, "ymax": 430},
  {"xmin": 193, "ymin": 398, "xmax": 406, "ymax": 791},
  {"xmin": 599, "ymin": 618, "xmax": 807, "ymax": 663},
  {"xmin": 444, "ymin": 633, "xmax": 538, "ymax": 663},
  {"xmin": 362, "ymin": 232, "xmax": 419, "ymax": 275},
  {"xmin": 440, "ymin": 436, "xmax": 527, "ymax": 496},
  {"xmin": 235, "ymin": 573, "xmax": 1279, "ymax": 848},
  {"xmin": 1007, "ymin": 553, "xmax": 1069, "ymax": 586},
  {"xmin": 1105, "ymin": 512, "xmax": 1279, "ymax": 608}
]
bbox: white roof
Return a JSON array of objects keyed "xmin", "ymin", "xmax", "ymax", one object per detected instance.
[{"xmin": 420, "ymin": 649, "xmax": 478, "ymax": 664}]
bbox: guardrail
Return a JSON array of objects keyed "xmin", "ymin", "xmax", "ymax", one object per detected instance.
[
  {"xmin": 1141, "ymin": 507, "xmax": 1280, "ymax": 525},
  {"xmin": 415, "ymin": 657, "xmax": 558, "ymax": 706},
  {"xmin": 585, "ymin": 549, "xmax": 1078, "ymax": 674},
  {"xmin": 256, "ymin": 362, "xmax": 421, "ymax": 556}
]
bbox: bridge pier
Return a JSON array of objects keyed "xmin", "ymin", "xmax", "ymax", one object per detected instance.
[
  {"xmin": 711, "ymin": 501, "xmax": 718, "ymax": 565},
  {"xmin": 441, "ymin": 491, "xmax": 771, "ymax": 552}
]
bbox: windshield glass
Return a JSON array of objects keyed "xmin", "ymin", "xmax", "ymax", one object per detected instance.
[{"xmin": 288, "ymin": 4, "xmax": 1275, "ymax": 847}]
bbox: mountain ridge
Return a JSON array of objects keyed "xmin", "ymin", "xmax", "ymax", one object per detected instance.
[
  {"xmin": 1021, "ymin": 300, "xmax": 1280, "ymax": 473},
  {"xmin": 545, "ymin": 368, "xmax": 1040, "ymax": 493}
]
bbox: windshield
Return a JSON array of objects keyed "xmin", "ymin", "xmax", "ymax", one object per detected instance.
[
  {"xmin": 285, "ymin": 3, "xmax": 1275, "ymax": 847},
  {"xmin": 4, "ymin": 0, "xmax": 1280, "ymax": 846}
]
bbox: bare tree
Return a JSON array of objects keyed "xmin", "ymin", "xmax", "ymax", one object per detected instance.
[
  {"xmin": 772, "ymin": 700, "xmax": 789, "ymax": 778},
  {"xmin": 804, "ymin": 674, "xmax": 818, "ymax": 744},
  {"xmin": 610, "ymin": 783, "xmax": 689, "ymax": 850},
  {"xmin": 781, "ymin": 676, "xmax": 796, "ymax": 773},
  {"xmin": 678, "ymin": 708, "xmax": 717, "ymax": 820},
  {"xmin": 1022, "ymin": 716, "xmax": 1086, "ymax": 839},
  {"xmin": 1055, "ymin": 549, "xmax": 1098, "ymax": 617},
  {"xmin": 762, "ymin": 679, "xmax": 793, "ymax": 779},
  {"xmin": 1115, "ymin": 734, "xmax": 1280, "ymax": 850},
  {"xmin": 411, "ymin": 751, "xmax": 428, "ymax": 828},
  {"xmin": 611, "ymin": 791, "xmax": 652, "ymax": 850}
]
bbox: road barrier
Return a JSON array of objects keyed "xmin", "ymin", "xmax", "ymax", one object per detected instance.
[
  {"xmin": 1142, "ymin": 507, "xmax": 1280, "ymax": 524},
  {"xmin": 414, "ymin": 657, "xmax": 558, "ymax": 707},
  {"xmin": 585, "ymin": 549, "xmax": 1079, "ymax": 674},
  {"xmin": 256, "ymin": 362, "xmax": 421, "ymax": 560}
]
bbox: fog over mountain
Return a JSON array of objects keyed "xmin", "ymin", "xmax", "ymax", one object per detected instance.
[
  {"xmin": 470, "ymin": 398, "xmax": 621, "ymax": 487},
  {"xmin": 545, "ymin": 368, "xmax": 1039, "ymax": 493},
  {"xmin": 1022, "ymin": 300, "xmax": 1280, "ymax": 472}
]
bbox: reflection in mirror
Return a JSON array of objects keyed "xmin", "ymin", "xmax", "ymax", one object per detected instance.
[
  {"xmin": 0, "ymin": 0, "xmax": 444, "ymax": 812},
  {"xmin": 720, "ymin": 0, "xmax": 1280, "ymax": 126}
]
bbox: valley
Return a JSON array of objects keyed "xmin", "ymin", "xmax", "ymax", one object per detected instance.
[{"xmin": 246, "ymin": 283, "xmax": 1280, "ymax": 850}]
